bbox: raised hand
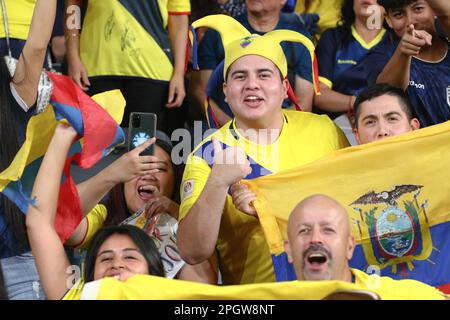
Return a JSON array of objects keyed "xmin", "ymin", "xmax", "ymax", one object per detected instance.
[
  {"xmin": 143, "ymin": 192, "xmax": 180, "ymax": 219},
  {"xmin": 400, "ymin": 24, "xmax": 433, "ymax": 56},
  {"xmin": 210, "ymin": 138, "xmax": 252, "ymax": 187},
  {"xmin": 53, "ymin": 122, "xmax": 79, "ymax": 146},
  {"xmin": 108, "ymin": 137, "xmax": 165, "ymax": 184}
]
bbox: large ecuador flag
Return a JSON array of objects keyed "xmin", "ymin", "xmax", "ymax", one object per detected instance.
[
  {"xmin": 244, "ymin": 121, "xmax": 450, "ymax": 294},
  {"xmin": 64, "ymin": 274, "xmax": 445, "ymax": 300},
  {"xmin": 0, "ymin": 73, "xmax": 125, "ymax": 241}
]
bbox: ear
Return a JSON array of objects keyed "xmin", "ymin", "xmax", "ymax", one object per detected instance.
[
  {"xmin": 223, "ymin": 82, "xmax": 228, "ymax": 103},
  {"xmin": 354, "ymin": 128, "xmax": 362, "ymax": 145},
  {"xmin": 282, "ymin": 77, "xmax": 289, "ymax": 99},
  {"xmin": 346, "ymin": 235, "xmax": 356, "ymax": 261},
  {"xmin": 385, "ymin": 13, "xmax": 394, "ymax": 29},
  {"xmin": 410, "ymin": 118, "xmax": 420, "ymax": 130},
  {"xmin": 284, "ymin": 240, "xmax": 294, "ymax": 263}
]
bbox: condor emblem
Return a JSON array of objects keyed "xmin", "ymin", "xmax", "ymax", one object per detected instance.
[{"xmin": 349, "ymin": 184, "xmax": 438, "ymax": 276}]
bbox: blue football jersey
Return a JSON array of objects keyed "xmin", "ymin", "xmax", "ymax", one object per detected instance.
[
  {"xmin": 408, "ymin": 51, "xmax": 450, "ymax": 127},
  {"xmin": 316, "ymin": 26, "xmax": 389, "ymax": 97}
]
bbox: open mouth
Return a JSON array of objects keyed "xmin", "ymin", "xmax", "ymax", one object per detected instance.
[
  {"xmin": 244, "ymin": 95, "xmax": 264, "ymax": 106},
  {"xmin": 137, "ymin": 185, "xmax": 157, "ymax": 201},
  {"xmin": 307, "ymin": 252, "xmax": 328, "ymax": 266}
]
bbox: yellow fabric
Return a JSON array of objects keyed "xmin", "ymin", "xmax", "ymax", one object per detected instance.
[
  {"xmin": 80, "ymin": 0, "xmax": 190, "ymax": 81},
  {"xmin": 351, "ymin": 25, "xmax": 386, "ymax": 50},
  {"xmin": 77, "ymin": 204, "xmax": 107, "ymax": 251},
  {"xmin": 71, "ymin": 269, "xmax": 445, "ymax": 300},
  {"xmin": 190, "ymin": 15, "xmax": 319, "ymax": 94},
  {"xmin": 319, "ymin": 76, "xmax": 333, "ymax": 89},
  {"xmin": 0, "ymin": 0, "xmax": 36, "ymax": 40},
  {"xmin": 179, "ymin": 110, "xmax": 349, "ymax": 284},
  {"xmin": 295, "ymin": 0, "xmax": 343, "ymax": 38},
  {"xmin": 245, "ymin": 120, "xmax": 450, "ymax": 270},
  {"xmin": 166, "ymin": 0, "xmax": 191, "ymax": 16},
  {"xmin": 351, "ymin": 269, "xmax": 446, "ymax": 300},
  {"xmin": 0, "ymin": 90, "xmax": 125, "ymax": 193},
  {"xmin": 62, "ymin": 279, "xmax": 85, "ymax": 300}
]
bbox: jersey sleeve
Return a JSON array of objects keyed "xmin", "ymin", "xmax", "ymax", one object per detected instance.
[
  {"xmin": 292, "ymin": 43, "xmax": 313, "ymax": 83},
  {"xmin": 206, "ymin": 61, "xmax": 225, "ymax": 98},
  {"xmin": 76, "ymin": 204, "xmax": 107, "ymax": 250},
  {"xmin": 167, "ymin": 0, "xmax": 191, "ymax": 14},
  {"xmin": 281, "ymin": 15, "xmax": 314, "ymax": 83},
  {"xmin": 315, "ymin": 28, "xmax": 339, "ymax": 89},
  {"xmin": 198, "ymin": 29, "xmax": 225, "ymax": 70},
  {"xmin": 179, "ymin": 152, "xmax": 213, "ymax": 221}
]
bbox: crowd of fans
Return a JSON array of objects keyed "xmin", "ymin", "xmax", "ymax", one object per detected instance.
[{"xmin": 0, "ymin": 0, "xmax": 449, "ymax": 300}]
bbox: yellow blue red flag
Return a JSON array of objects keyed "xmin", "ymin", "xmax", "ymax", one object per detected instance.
[
  {"xmin": 245, "ymin": 121, "xmax": 450, "ymax": 294},
  {"xmin": 63, "ymin": 272, "xmax": 446, "ymax": 300},
  {"xmin": 0, "ymin": 73, "xmax": 125, "ymax": 242}
]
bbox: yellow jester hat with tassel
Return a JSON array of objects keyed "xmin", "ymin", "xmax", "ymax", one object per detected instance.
[{"xmin": 188, "ymin": 14, "xmax": 321, "ymax": 100}]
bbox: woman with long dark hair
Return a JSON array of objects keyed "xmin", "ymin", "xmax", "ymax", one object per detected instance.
[
  {"xmin": 66, "ymin": 137, "xmax": 216, "ymax": 283},
  {"xmin": 0, "ymin": 0, "xmax": 57, "ymax": 300},
  {"xmin": 26, "ymin": 124, "xmax": 165, "ymax": 299},
  {"xmin": 313, "ymin": 0, "xmax": 387, "ymax": 119}
]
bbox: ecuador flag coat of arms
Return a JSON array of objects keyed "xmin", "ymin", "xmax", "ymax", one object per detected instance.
[{"xmin": 244, "ymin": 121, "xmax": 450, "ymax": 294}]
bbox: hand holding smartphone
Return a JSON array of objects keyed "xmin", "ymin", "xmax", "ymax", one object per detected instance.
[{"xmin": 127, "ymin": 112, "xmax": 157, "ymax": 156}]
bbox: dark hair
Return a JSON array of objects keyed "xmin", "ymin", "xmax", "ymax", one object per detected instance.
[
  {"xmin": 104, "ymin": 139, "xmax": 183, "ymax": 226},
  {"xmin": 83, "ymin": 225, "xmax": 165, "ymax": 282},
  {"xmin": 189, "ymin": 0, "xmax": 221, "ymax": 22},
  {"xmin": 338, "ymin": 0, "xmax": 356, "ymax": 31},
  {"xmin": 353, "ymin": 83, "xmax": 415, "ymax": 127},
  {"xmin": 378, "ymin": 0, "xmax": 417, "ymax": 12},
  {"xmin": 0, "ymin": 58, "xmax": 29, "ymax": 250}
]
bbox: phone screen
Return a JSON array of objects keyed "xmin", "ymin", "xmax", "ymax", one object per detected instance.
[
  {"xmin": 130, "ymin": 131, "xmax": 152, "ymax": 149},
  {"xmin": 128, "ymin": 112, "xmax": 157, "ymax": 156}
]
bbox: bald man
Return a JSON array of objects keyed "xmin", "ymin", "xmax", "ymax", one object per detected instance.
[
  {"xmin": 285, "ymin": 194, "xmax": 355, "ymax": 282},
  {"xmin": 283, "ymin": 194, "xmax": 448, "ymax": 299}
]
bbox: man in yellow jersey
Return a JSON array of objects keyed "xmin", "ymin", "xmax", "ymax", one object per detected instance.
[
  {"xmin": 284, "ymin": 194, "xmax": 447, "ymax": 299},
  {"xmin": 177, "ymin": 15, "xmax": 349, "ymax": 285}
]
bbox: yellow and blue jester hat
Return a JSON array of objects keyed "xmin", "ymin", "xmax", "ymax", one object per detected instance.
[{"xmin": 189, "ymin": 14, "xmax": 321, "ymax": 95}]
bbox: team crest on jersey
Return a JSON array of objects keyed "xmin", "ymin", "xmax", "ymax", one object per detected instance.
[
  {"xmin": 349, "ymin": 184, "xmax": 438, "ymax": 276},
  {"xmin": 240, "ymin": 35, "xmax": 257, "ymax": 48}
]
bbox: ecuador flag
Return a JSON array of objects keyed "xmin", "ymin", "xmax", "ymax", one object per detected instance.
[
  {"xmin": 244, "ymin": 121, "xmax": 450, "ymax": 293},
  {"xmin": 0, "ymin": 73, "xmax": 125, "ymax": 242},
  {"xmin": 64, "ymin": 271, "xmax": 446, "ymax": 300}
]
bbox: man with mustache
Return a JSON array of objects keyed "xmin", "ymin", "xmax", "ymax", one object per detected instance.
[
  {"xmin": 284, "ymin": 194, "xmax": 447, "ymax": 298},
  {"xmin": 285, "ymin": 194, "xmax": 355, "ymax": 282}
]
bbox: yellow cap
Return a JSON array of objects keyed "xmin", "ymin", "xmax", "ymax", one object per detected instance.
[{"xmin": 189, "ymin": 14, "xmax": 320, "ymax": 94}]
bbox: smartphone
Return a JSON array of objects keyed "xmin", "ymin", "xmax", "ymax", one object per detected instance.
[{"xmin": 128, "ymin": 112, "xmax": 157, "ymax": 156}]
